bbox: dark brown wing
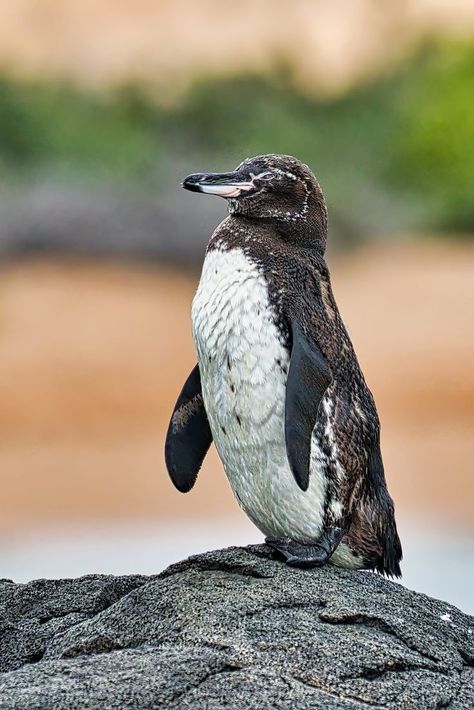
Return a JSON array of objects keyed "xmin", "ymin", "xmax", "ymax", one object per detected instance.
[
  {"xmin": 285, "ymin": 319, "xmax": 332, "ymax": 491},
  {"xmin": 165, "ymin": 364, "xmax": 213, "ymax": 493}
]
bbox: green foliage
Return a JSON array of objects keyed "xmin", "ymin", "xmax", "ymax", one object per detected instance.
[
  {"xmin": 0, "ymin": 79, "xmax": 160, "ymax": 180},
  {"xmin": 0, "ymin": 39, "xmax": 472, "ymax": 235},
  {"xmin": 387, "ymin": 40, "xmax": 474, "ymax": 231}
]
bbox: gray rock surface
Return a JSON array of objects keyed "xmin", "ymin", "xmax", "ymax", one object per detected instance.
[
  {"xmin": 0, "ymin": 545, "xmax": 472, "ymax": 709},
  {"xmin": 0, "ymin": 183, "xmax": 224, "ymax": 266}
]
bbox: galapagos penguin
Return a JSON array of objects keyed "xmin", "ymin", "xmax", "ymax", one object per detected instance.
[{"xmin": 165, "ymin": 154, "xmax": 402, "ymax": 576}]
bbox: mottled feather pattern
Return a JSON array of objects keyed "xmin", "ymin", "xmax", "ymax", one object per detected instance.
[
  {"xmin": 168, "ymin": 153, "xmax": 401, "ymax": 576},
  {"xmin": 171, "ymin": 393, "xmax": 204, "ymax": 433},
  {"xmin": 199, "ymin": 218, "xmax": 400, "ymax": 574},
  {"xmin": 192, "ymin": 241, "xmax": 363, "ymax": 568},
  {"xmin": 192, "ymin": 246, "xmax": 333, "ymax": 545}
]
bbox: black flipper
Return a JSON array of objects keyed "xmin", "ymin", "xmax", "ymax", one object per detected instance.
[
  {"xmin": 165, "ymin": 364, "xmax": 213, "ymax": 493},
  {"xmin": 285, "ymin": 320, "xmax": 332, "ymax": 491},
  {"xmin": 366, "ymin": 431, "xmax": 403, "ymax": 577}
]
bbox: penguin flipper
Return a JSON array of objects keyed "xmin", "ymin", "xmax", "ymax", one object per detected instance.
[
  {"xmin": 165, "ymin": 364, "xmax": 213, "ymax": 493},
  {"xmin": 285, "ymin": 319, "xmax": 332, "ymax": 491}
]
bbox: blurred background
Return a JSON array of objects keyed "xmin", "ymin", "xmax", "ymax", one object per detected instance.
[{"xmin": 0, "ymin": 0, "xmax": 472, "ymax": 612}]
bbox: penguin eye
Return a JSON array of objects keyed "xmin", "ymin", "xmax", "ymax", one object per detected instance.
[{"xmin": 254, "ymin": 171, "xmax": 273, "ymax": 182}]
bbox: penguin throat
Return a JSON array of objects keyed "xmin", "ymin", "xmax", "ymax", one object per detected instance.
[{"xmin": 227, "ymin": 187, "xmax": 327, "ymax": 252}]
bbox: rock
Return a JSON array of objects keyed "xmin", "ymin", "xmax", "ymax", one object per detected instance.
[
  {"xmin": 0, "ymin": 545, "xmax": 472, "ymax": 709},
  {"xmin": 0, "ymin": 183, "xmax": 223, "ymax": 266}
]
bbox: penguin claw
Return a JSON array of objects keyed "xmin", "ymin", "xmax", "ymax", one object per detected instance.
[{"xmin": 264, "ymin": 535, "xmax": 290, "ymax": 556}]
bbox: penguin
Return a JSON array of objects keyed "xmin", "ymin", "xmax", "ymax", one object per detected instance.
[{"xmin": 165, "ymin": 154, "xmax": 402, "ymax": 577}]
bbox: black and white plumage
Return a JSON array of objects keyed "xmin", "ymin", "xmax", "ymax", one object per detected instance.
[{"xmin": 165, "ymin": 154, "xmax": 402, "ymax": 577}]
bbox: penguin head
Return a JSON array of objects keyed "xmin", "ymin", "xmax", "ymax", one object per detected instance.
[{"xmin": 182, "ymin": 154, "xmax": 328, "ymax": 249}]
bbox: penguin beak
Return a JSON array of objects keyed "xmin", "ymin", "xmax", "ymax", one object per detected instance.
[{"xmin": 182, "ymin": 171, "xmax": 254, "ymax": 198}]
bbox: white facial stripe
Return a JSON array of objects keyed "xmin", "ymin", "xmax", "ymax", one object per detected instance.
[
  {"xmin": 250, "ymin": 171, "xmax": 273, "ymax": 180},
  {"xmin": 272, "ymin": 168, "xmax": 297, "ymax": 181}
]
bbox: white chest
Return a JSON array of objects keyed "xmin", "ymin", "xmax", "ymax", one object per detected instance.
[{"xmin": 191, "ymin": 247, "xmax": 327, "ymax": 542}]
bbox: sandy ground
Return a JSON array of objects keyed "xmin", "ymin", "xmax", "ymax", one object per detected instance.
[{"xmin": 0, "ymin": 241, "xmax": 472, "ymax": 540}]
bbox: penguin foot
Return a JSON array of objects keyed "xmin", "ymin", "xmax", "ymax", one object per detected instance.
[
  {"xmin": 265, "ymin": 526, "xmax": 346, "ymax": 569},
  {"xmin": 265, "ymin": 536, "xmax": 331, "ymax": 568}
]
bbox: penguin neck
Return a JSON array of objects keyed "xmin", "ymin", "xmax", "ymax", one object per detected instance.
[
  {"xmin": 273, "ymin": 211, "xmax": 327, "ymax": 252},
  {"xmin": 229, "ymin": 210, "xmax": 327, "ymax": 253},
  {"xmin": 228, "ymin": 185, "xmax": 328, "ymax": 252}
]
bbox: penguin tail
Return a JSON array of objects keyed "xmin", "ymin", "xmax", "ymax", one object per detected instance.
[
  {"xmin": 366, "ymin": 434, "xmax": 403, "ymax": 578},
  {"xmin": 374, "ymin": 510, "xmax": 403, "ymax": 578}
]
